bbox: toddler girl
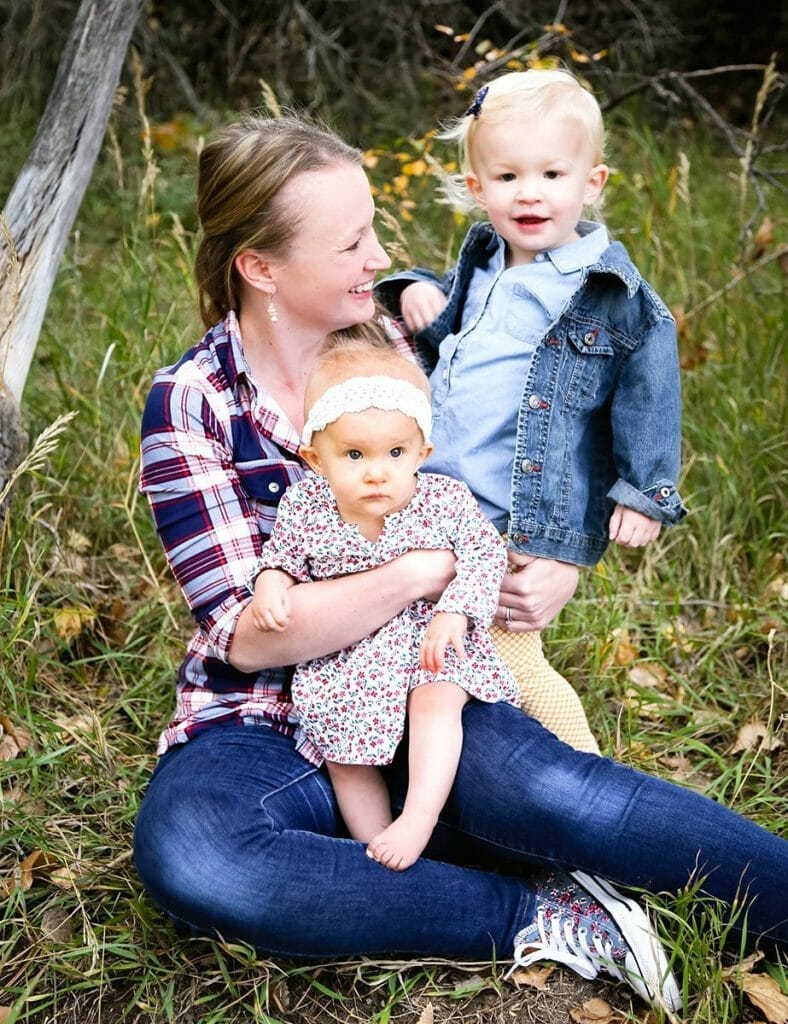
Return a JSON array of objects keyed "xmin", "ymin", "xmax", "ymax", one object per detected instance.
[
  {"xmin": 250, "ymin": 338, "xmax": 519, "ymax": 871},
  {"xmin": 378, "ymin": 69, "xmax": 688, "ymax": 752}
]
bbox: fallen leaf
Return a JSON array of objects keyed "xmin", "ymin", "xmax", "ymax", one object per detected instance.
[
  {"xmin": 0, "ymin": 715, "xmax": 32, "ymax": 752},
  {"xmin": 627, "ymin": 664, "xmax": 669, "ymax": 690},
  {"xmin": 731, "ymin": 721, "xmax": 783, "ymax": 754},
  {"xmin": 416, "ymin": 1004, "xmax": 434, "ymax": 1024},
  {"xmin": 751, "ymin": 216, "xmax": 774, "ymax": 260},
  {"xmin": 40, "ymin": 905, "xmax": 74, "ymax": 943},
  {"xmin": 53, "ymin": 605, "xmax": 96, "ymax": 641},
  {"xmin": 0, "ymin": 733, "xmax": 19, "ymax": 761},
  {"xmin": 509, "ymin": 964, "xmax": 555, "ymax": 989},
  {"xmin": 570, "ymin": 996, "xmax": 619, "ymax": 1022},
  {"xmin": 612, "ymin": 628, "xmax": 639, "ymax": 666},
  {"xmin": 0, "ymin": 1007, "xmax": 13, "ymax": 1023},
  {"xmin": 741, "ymin": 972, "xmax": 788, "ymax": 1023}
]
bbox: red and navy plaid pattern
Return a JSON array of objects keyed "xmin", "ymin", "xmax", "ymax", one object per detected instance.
[{"xmin": 140, "ymin": 310, "xmax": 414, "ymax": 760}]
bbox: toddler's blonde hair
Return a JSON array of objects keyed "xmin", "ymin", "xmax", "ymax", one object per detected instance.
[{"xmin": 440, "ymin": 69, "xmax": 606, "ymax": 210}]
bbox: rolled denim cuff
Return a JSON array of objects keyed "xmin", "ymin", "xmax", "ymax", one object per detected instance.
[{"xmin": 608, "ymin": 477, "xmax": 688, "ymax": 525}]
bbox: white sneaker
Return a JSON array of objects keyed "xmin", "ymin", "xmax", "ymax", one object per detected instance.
[{"xmin": 509, "ymin": 869, "xmax": 682, "ymax": 1012}]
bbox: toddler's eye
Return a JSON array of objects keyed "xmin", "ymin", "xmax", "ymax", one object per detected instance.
[
  {"xmin": 544, "ymin": 170, "xmax": 560, "ymax": 180},
  {"xmin": 499, "ymin": 172, "xmax": 516, "ymax": 182},
  {"xmin": 347, "ymin": 450, "xmax": 363, "ymax": 460},
  {"xmin": 389, "ymin": 447, "xmax": 404, "ymax": 459}
]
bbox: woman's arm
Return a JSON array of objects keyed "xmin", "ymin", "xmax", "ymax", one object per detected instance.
[{"xmin": 229, "ymin": 549, "xmax": 456, "ymax": 673}]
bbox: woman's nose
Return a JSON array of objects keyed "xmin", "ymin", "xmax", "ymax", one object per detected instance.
[{"xmin": 367, "ymin": 232, "xmax": 391, "ymax": 271}]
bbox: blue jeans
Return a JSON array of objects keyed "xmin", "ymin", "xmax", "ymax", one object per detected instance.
[{"xmin": 133, "ymin": 702, "xmax": 787, "ymax": 958}]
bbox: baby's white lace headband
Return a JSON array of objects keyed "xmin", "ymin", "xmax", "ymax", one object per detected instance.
[{"xmin": 302, "ymin": 375, "xmax": 432, "ymax": 445}]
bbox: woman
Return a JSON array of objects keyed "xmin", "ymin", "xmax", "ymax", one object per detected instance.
[{"xmin": 134, "ymin": 114, "xmax": 786, "ymax": 1013}]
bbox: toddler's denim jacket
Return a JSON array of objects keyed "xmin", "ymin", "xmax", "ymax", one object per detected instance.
[{"xmin": 377, "ymin": 221, "xmax": 688, "ymax": 567}]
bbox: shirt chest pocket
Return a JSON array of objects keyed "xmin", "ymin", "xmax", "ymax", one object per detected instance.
[
  {"xmin": 558, "ymin": 326, "xmax": 617, "ymax": 412},
  {"xmin": 235, "ymin": 459, "xmax": 299, "ymax": 506}
]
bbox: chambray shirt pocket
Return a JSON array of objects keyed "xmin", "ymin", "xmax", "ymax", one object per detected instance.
[{"xmin": 559, "ymin": 325, "xmax": 617, "ymax": 411}]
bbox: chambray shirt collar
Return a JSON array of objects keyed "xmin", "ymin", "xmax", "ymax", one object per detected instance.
[{"xmin": 489, "ymin": 219, "xmax": 610, "ymax": 275}]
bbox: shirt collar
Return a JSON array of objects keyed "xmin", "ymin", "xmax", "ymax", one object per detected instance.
[
  {"xmin": 210, "ymin": 309, "xmax": 251, "ymax": 388},
  {"xmin": 491, "ymin": 220, "xmax": 610, "ymax": 274},
  {"xmin": 545, "ymin": 221, "xmax": 610, "ymax": 273}
]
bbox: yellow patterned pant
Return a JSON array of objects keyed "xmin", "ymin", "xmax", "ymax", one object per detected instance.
[{"xmin": 490, "ymin": 626, "xmax": 600, "ymax": 754}]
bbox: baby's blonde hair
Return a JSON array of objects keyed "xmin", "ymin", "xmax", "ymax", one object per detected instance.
[
  {"xmin": 440, "ymin": 68, "xmax": 605, "ymax": 210},
  {"xmin": 304, "ymin": 335, "xmax": 430, "ymax": 421}
]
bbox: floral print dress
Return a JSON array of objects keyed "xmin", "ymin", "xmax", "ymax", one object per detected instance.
[{"xmin": 255, "ymin": 472, "xmax": 519, "ymax": 765}]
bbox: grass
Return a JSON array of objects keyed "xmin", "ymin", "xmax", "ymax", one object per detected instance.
[{"xmin": 1, "ymin": 87, "xmax": 786, "ymax": 1023}]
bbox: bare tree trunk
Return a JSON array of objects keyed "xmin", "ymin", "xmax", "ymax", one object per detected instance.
[{"xmin": 0, "ymin": 0, "xmax": 144, "ymax": 499}]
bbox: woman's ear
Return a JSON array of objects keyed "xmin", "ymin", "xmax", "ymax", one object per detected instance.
[
  {"xmin": 584, "ymin": 164, "xmax": 609, "ymax": 205},
  {"xmin": 298, "ymin": 445, "xmax": 323, "ymax": 475},
  {"xmin": 234, "ymin": 249, "xmax": 276, "ymax": 296}
]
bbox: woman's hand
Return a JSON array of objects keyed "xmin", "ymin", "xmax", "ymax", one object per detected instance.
[
  {"xmin": 400, "ymin": 282, "xmax": 448, "ymax": 333},
  {"xmin": 496, "ymin": 554, "xmax": 579, "ymax": 631}
]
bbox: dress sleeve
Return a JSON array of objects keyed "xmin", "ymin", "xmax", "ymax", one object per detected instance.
[
  {"xmin": 139, "ymin": 375, "xmax": 267, "ymax": 661},
  {"xmin": 433, "ymin": 480, "xmax": 507, "ymax": 627},
  {"xmin": 251, "ymin": 485, "xmax": 313, "ymax": 584}
]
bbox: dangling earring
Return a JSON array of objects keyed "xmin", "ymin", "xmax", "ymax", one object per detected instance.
[{"xmin": 267, "ymin": 298, "xmax": 278, "ymax": 323}]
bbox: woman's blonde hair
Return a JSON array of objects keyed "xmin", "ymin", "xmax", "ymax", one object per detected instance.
[
  {"xmin": 195, "ymin": 113, "xmax": 362, "ymax": 328},
  {"xmin": 439, "ymin": 69, "xmax": 606, "ymax": 210}
]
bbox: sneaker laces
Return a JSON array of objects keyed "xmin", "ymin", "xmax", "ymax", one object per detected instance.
[{"xmin": 510, "ymin": 906, "xmax": 627, "ymax": 984}]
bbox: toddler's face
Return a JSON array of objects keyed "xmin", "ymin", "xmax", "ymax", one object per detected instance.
[
  {"xmin": 300, "ymin": 407, "xmax": 433, "ymax": 531},
  {"xmin": 466, "ymin": 112, "xmax": 608, "ymax": 266}
]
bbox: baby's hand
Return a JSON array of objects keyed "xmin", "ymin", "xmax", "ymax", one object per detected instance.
[
  {"xmin": 419, "ymin": 611, "xmax": 468, "ymax": 673},
  {"xmin": 251, "ymin": 569, "xmax": 295, "ymax": 631},
  {"xmin": 609, "ymin": 504, "xmax": 662, "ymax": 548},
  {"xmin": 401, "ymin": 282, "xmax": 448, "ymax": 333}
]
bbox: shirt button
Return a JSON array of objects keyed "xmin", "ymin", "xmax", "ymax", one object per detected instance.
[
  {"xmin": 534, "ymin": 252, "xmax": 546, "ymax": 262},
  {"xmin": 521, "ymin": 458, "xmax": 533, "ymax": 472},
  {"xmin": 268, "ymin": 482, "xmax": 281, "ymax": 494},
  {"xmin": 528, "ymin": 394, "xmax": 542, "ymax": 409}
]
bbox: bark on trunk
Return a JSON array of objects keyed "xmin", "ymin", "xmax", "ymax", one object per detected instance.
[{"xmin": 0, "ymin": 0, "xmax": 144, "ymax": 500}]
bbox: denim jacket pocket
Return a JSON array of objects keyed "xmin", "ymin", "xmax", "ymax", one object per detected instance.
[{"xmin": 560, "ymin": 326, "xmax": 616, "ymax": 410}]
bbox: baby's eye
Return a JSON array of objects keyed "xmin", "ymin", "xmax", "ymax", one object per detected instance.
[
  {"xmin": 544, "ymin": 170, "xmax": 560, "ymax": 180},
  {"xmin": 389, "ymin": 447, "xmax": 404, "ymax": 459},
  {"xmin": 499, "ymin": 172, "xmax": 516, "ymax": 182},
  {"xmin": 347, "ymin": 449, "xmax": 363, "ymax": 460}
]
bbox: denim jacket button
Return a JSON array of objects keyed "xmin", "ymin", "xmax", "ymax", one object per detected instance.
[
  {"xmin": 528, "ymin": 394, "xmax": 542, "ymax": 409},
  {"xmin": 521, "ymin": 458, "xmax": 533, "ymax": 472},
  {"xmin": 583, "ymin": 331, "xmax": 596, "ymax": 346}
]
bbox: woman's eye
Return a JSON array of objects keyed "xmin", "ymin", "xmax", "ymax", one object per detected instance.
[
  {"xmin": 347, "ymin": 450, "xmax": 363, "ymax": 460},
  {"xmin": 389, "ymin": 447, "xmax": 404, "ymax": 458},
  {"xmin": 344, "ymin": 239, "xmax": 361, "ymax": 252}
]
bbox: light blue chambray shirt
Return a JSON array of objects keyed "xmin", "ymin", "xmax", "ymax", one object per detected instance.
[{"xmin": 425, "ymin": 221, "xmax": 610, "ymax": 530}]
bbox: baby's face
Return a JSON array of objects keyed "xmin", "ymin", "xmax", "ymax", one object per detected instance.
[
  {"xmin": 466, "ymin": 112, "xmax": 608, "ymax": 266},
  {"xmin": 300, "ymin": 407, "xmax": 433, "ymax": 530}
]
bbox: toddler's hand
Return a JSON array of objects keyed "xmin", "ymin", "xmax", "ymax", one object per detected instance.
[
  {"xmin": 252, "ymin": 569, "xmax": 294, "ymax": 631},
  {"xmin": 401, "ymin": 282, "xmax": 448, "ymax": 333},
  {"xmin": 609, "ymin": 504, "xmax": 662, "ymax": 547},
  {"xmin": 419, "ymin": 612, "xmax": 468, "ymax": 673}
]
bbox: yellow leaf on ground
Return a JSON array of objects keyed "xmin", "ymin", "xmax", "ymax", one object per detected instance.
[
  {"xmin": 742, "ymin": 972, "xmax": 788, "ymax": 1023},
  {"xmin": 569, "ymin": 996, "xmax": 619, "ymax": 1022},
  {"xmin": 509, "ymin": 964, "xmax": 554, "ymax": 989},
  {"xmin": 416, "ymin": 1003, "xmax": 434, "ymax": 1024},
  {"xmin": 627, "ymin": 663, "xmax": 669, "ymax": 690},
  {"xmin": 731, "ymin": 720, "xmax": 782, "ymax": 754}
]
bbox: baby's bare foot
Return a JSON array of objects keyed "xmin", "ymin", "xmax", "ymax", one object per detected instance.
[{"xmin": 366, "ymin": 813, "xmax": 434, "ymax": 871}]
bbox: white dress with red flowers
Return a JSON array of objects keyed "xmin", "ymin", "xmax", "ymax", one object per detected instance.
[{"xmin": 255, "ymin": 472, "xmax": 519, "ymax": 765}]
